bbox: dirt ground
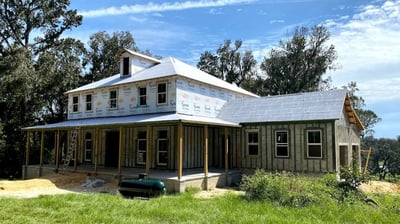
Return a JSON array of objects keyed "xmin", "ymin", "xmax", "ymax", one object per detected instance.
[{"xmin": 0, "ymin": 173, "xmax": 399, "ymax": 199}]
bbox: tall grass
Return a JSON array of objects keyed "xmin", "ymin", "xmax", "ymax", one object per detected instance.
[{"xmin": 0, "ymin": 178, "xmax": 399, "ymax": 223}]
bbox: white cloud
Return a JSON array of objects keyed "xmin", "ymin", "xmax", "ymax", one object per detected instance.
[
  {"xmin": 326, "ymin": 0, "xmax": 400, "ymax": 104},
  {"xmin": 79, "ymin": 0, "xmax": 257, "ymax": 18}
]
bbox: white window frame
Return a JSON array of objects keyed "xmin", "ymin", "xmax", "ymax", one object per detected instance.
[
  {"xmin": 157, "ymin": 130, "xmax": 168, "ymax": 166},
  {"xmin": 138, "ymin": 86, "xmax": 147, "ymax": 106},
  {"xmin": 109, "ymin": 89, "xmax": 118, "ymax": 109},
  {"xmin": 275, "ymin": 130, "xmax": 289, "ymax": 158},
  {"xmin": 307, "ymin": 129, "xmax": 322, "ymax": 159},
  {"xmin": 72, "ymin": 95, "xmax": 79, "ymax": 112},
  {"xmin": 157, "ymin": 82, "xmax": 167, "ymax": 105},
  {"xmin": 84, "ymin": 132, "xmax": 93, "ymax": 162},
  {"xmin": 85, "ymin": 93, "xmax": 93, "ymax": 112},
  {"xmin": 246, "ymin": 129, "xmax": 259, "ymax": 156},
  {"xmin": 136, "ymin": 131, "xmax": 147, "ymax": 165}
]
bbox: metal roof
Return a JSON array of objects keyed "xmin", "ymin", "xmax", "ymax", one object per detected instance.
[
  {"xmin": 218, "ymin": 89, "xmax": 356, "ymax": 125},
  {"xmin": 23, "ymin": 112, "xmax": 240, "ymax": 130},
  {"xmin": 67, "ymin": 57, "xmax": 257, "ymax": 97}
]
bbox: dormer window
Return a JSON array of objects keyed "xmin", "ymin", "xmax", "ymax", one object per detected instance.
[{"xmin": 122, "ymin": 57, "xmax": 130, "ymax": 76}]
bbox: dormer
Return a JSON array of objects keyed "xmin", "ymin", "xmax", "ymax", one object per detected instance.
[{"xmin": 118, "ymin": 48, "xmax": 161, "ymax": 78}]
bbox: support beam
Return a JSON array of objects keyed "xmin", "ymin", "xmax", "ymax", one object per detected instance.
[
  {"xmin": 145, "ymin": 125, "xmax": 152, "ymax": 174},
  {"xmin": 55, "ymin": 130, "xmax": 60, "ymax": 170},
  {"xmin": 25, "ymin": 130, "xmax": 31, "ymax": 166},
  {"xmin": 40, "ymin": 129, "xmax": 44, "ymax": 167},
  {"xmin": 94, "ymin": 128, "xmax": 99, "ymax": 173},
  {"xmin": 204, "ymin": 125, "xmax": 209, "ymax": 177},
  {"xmin": 118, "ymin": 126, "xmax": 124, "ymax": 174},
  {"xmin": 74, "ymin": 129, "xmax": 79, "ymax": 170},
  {"xmin": 178, "ymin": 123, "xmax": 183, "ymax": 179},
  {"xmin": 224, "ymin": 128, "xmax": 229, "ymax": 172}
]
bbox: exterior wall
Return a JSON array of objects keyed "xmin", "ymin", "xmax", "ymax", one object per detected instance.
[
  {"xmin": 176, "ymin": 77, "xmax": 252, "ymax": 118},
  {"xmin": 240, "ymin": 122, "xmax": 337, "ymax": 173},
  {"xmin": 67, "ymin": 78, "xmax": 176, "ymax": 120}
]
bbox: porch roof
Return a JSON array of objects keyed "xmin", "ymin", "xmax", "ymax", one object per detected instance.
[{"xmin": 23, "ymin": 112, "xmax": 240, "ymax": 131}]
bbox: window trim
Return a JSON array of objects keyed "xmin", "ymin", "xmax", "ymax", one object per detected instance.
[
  {"xmin": 84, "ymin": 132, "xmax": 93, "ymax": 162},
  {"xmin": 136, "ymin": 131, "xmax": 147, "ymax": 165},
  {"xmin": 157, "ymin": 82, "xmax": 168, "ymax": 105},
  {"xmin": 138, "ymin": 86, "xmax": 147, "ymax": 106},
  {"xmin": 108, "ymin": 89, "xmax": 118, "ymax": 110},
  {"xmin": 72, "ymin": 95, "xmax": 79, "ymax": 113},
  {"xmin": 85, "ymin": 93, "xmax": 93, "ymax": 112},
  {"xmin": 275, "ymin": 130, "xmax": 289, "ymax": 158},
  {"xmin": 306, "ymin": 129, "xmax": 323, "ymax": 159},
  {"xmin": 157, "ymin": 130, "xmax": 168, "ymax": 166},
  {"xmin": 246, "ymin": 129, "xmax": 259, "ymax": 156}
]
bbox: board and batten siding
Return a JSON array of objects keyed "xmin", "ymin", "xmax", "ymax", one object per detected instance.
[{"xmin": 240, "ymin": 121, "xmax": 337, "ymax": 173}]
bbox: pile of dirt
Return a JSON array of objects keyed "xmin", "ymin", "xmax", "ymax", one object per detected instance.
[
  {"xmin": 359, "ymin": 181, "xmax": 400, "ymax": 194},
  {"xmin": 0, "ymin": 172, "xmax": 119, "ymax": 198}
]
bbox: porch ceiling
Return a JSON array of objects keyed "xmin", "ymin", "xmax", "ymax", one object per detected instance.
[{"xmin": 22, "ymin": 112, "xmax": 240, "ymax": 131}]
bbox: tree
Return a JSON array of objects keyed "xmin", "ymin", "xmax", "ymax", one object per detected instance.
[
  {"xmin": 83, "ymin": 31, "xmax": 138, "ymax": 83},
  {"xmin": 197, "ymin": 40, "xmax": 257, "ymax": 88},
  {"xmin": 343, "ymin": 82, "xmax": 381, "ymax": 138},
  {"xmin": 259, "ymin": 25, "xmax": 337, "ymax": 95},
  {"xmin": 0, "ymin": 0, "xmax": 82, "ymax": 177}
]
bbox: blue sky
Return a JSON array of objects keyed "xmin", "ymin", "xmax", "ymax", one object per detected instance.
[{"xmin": 66, "ymin": 0, "xmax": 400, "ymax": 139}]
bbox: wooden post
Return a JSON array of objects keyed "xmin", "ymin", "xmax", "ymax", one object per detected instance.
[
  {"xmin": 40, "ymin": 129, "xmax": 44, "ymax": 167},
  {"xmin": 74, "ymin": 128, "xmax": 79, "ymax": 170},
  {"xmin": 94, "ymin": 128, "xmax": 99, "ymax": 173},
  {"xmin": 224, "ymin": 128, "xmax": 229, "ymax": 172},
  {"xmin": 204, "ymin": 125, "xmax": 208, "ymax": 176},
  {"xmin": 55, "ymin": 130, "xmax": 60, "ymax": 170},
  {"xmin": 25, "ymin": 130, "xmax": 31, "ymax": 166},
  {"xmin": 145, "ymin": 125, "xmax": 152, "ymax": 174},
  {"xmin": 118, "ymin": 126, "xmax": 123, "ymax": 174},
  {"xmin": 178, "ymin": 123, "xmax": 183, "ymax": 179}
]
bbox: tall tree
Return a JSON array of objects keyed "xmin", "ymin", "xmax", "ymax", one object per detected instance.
[
  {"xmin": 83, "ymin": 31, "xmax": 138, "ymax": 83},
  {"xmin": 259, "ymin": 25, "xmax": 337, "ymax": 95},
  {"xmin": 0, "ymin": 0, "xmax": 82, "ymax": 177},
  {"xmin": 343, "ymin": 82, "xmax": 381, "ymax": 138},
  {"xmin": 197, "ymin": 40, "xmax": 257, "ymax": 87}
]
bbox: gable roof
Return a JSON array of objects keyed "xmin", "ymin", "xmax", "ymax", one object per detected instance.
[
  {"xmin": 218, "ymin": 89, "xmax": 364, "ymax": 130},
  {"xmin": 67, "ymin": 56, "xmax": 257, "ymax": 97}
]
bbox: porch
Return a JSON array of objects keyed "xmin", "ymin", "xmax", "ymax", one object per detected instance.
[{"xmin": 22, "ymin": 165, "xmax": 242, "ymax": 193}]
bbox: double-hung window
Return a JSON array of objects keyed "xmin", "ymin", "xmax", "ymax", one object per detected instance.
[
  {"xmin": 85, "ymin": 94, "xmax": 92, "ymax": 112},
  {"xmin": 307, "ymin": 130, "xmax": 322, "ymax": 158},
  {"xmin": 109, "ymin": 90, "xmax": 118, "ymax": 109},
  {"xmin": 84, "ymin": 132, "xmax": 93, "ymax": 162},
  {"xmin": 72, "ymin": 96, "xmax": 79, "ymax": 112},
  {"xmin": 247, "ymin": 130, "xmax": 259, "ymax": 156},
  {"xmin": 137, "ymin": 131, "xmax": 147, "ymax": 165},
  {"xmin": 157, "ymin": 130, "xmax": 168, "ymax": 166},
  {"xmin": 276, "ymin": 131, "xmax": 289, "ymax": 157},
  {"xmin": 157, "ymin": 82, "xmax": 167, "ymax": 105},
  {"xmin": 138, "ymin": 87, "xmax": 147, "ymax": 106}
]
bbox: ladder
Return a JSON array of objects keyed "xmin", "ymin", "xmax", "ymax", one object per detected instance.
[{"xmin": 63, "ymin": 126, "xmax": 80, "ymax": 170}]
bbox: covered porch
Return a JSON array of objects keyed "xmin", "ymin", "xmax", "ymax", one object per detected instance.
[{"xmin": 22, "ymin": 113, "xmax": 244, "ymax": 192}]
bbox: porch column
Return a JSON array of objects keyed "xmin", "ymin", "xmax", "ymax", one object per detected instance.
[
  {"xmin": 118, "ymin": 126, "xmax": 124, "ymax": 174},
  {"xmin": 25, "ymin": 130, "xmax": 31, "ymax": 166},
  {"xmin": 73, "ymin": 129, "xmax": 79, "ymax": 170},
  {"xmin": 145, "ymin": 125, "xmax": 152, "ymax": 174},
  {"xmin": 224, "ymin": 128, "xmax": 229, "ymax": 172},
  {"xmin": 204, "ymin": 125, "xmax": 208, "ymax": 176},
  {"xmin": 94, "ymin": 128, "xmax": 99, "ymax": 173},
  {"xmin": 55, "ymin": 130, "xmax": 60, "ymax": 170},
  {"xmin": 178, "ymin": 123, "xmax": 183, "ymax": 179},
  {"xmin": 40, "ymin": 129, "xmax": 44, "ymax": 167}
]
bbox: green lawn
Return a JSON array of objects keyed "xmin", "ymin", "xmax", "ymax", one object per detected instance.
[{"xmin": 0, "ymin": 190, "xmax": 399, "ymax": 224}]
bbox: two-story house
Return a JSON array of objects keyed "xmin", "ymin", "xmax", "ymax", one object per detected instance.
[{"xmin": 23, "ymin": 49, "xmax": 363, "ymax": 192}]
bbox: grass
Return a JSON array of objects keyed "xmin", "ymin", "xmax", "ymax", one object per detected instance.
[{"xmin": 0, "ymin": 190, "xmax": 399, "ymax": 223}]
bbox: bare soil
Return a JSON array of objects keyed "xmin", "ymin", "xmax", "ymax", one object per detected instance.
[{"xmin": 0, "ymin": 174, "xmax": 399, "ymax": 199}]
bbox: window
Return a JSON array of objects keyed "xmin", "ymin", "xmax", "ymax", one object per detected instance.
[
  {"xmin": 157, "ymin": 130, "xmax": 168, "ymax": 165},
  {"xmin": 276, "ymin": 131, "xmax": 289, "ymax": 157},
  {"xmin": 307, "ymin": 130, "xmax": 322, "ymax": 158},
  {"xmin": 138, "ymin": 87, "xmax": 147, "ymax": 106},
  {"xmin": 109, "ymin": 90, "xmax": 118, "ymax": 109},
  {"xmin": 85, "ymin": 94, "xmax": 92, "ymax": 112},
  {"xmin": 122, "ymin": 57, "xmax": 130, "ymax": 75},
  {"xmin": 72, "ymin": 96, "xmax": 79, "ymax": 112},
  {"xmin": 137, "ymin": 131, "xmax": 147, "ymax": 165},
  {"xmin": 84, "ymin": 132, "xmax": 93, "ymax": 162},
  {"xmin": 157, "ymin": 82, "xmax": 167, "ymax": 105},
  {"xmin": 247, "ymin": 131, "xmax": 259, "ymax": 156}
]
